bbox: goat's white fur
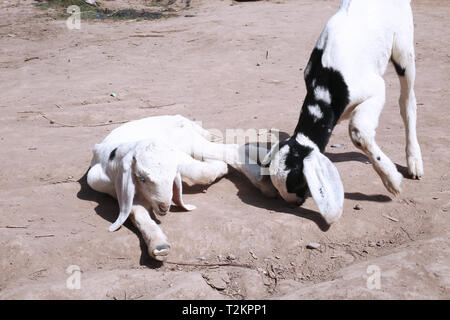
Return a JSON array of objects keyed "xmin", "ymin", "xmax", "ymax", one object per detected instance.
[{"xmin": 87, "ymin": 115, "xmax": 238, "ymax": 261}]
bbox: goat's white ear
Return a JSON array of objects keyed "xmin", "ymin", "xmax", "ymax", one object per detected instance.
[
  {"xmin": 109, "ymin": 153, "xmax": 135, "ymax": 232},
  {"xmin": 172, "ymin": 171, "xmax": 196, "ymax": 211},
  {"xmin": 303, "ymin": 150, "xmax": 344, "ymax": 225}
]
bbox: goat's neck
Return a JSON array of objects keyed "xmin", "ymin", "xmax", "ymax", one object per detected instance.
[{"xmin": 293, "ymin": 92, "xmax": 338, "ymax": 153}]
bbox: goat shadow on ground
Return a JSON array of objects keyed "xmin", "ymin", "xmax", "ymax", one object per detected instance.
[
  {"xmin": 76, "ymin": 170, "xmax": 163, "ymax": 268},
  {"xmin": 221, "ymin": 142, "xmax": 393, "ymax": 231},
  {"xmin": 325, "ymin": 150, "xmax": 394, "ymax": 201}
]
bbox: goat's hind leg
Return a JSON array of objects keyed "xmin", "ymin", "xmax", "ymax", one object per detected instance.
[
  {"xmin": 129, "ymin": 204, "xmax": 170, "ymax": 261},
  {"xmin": 178, "ymin": 152, "xmax": 228, "ymax": 186},
  {"xmin": 349, "ymin": 76, "xmax": 403, "ymax": 195},
  {"xmin": 392, "ymin": 36, "xmax": 423, "ymax": 179}
]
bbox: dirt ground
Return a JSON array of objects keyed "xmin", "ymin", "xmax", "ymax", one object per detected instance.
[{"xmin": 0, "ymin": 0, "xmax": 449, "ymax": 299}]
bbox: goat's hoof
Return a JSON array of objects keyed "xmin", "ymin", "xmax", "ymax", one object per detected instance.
[
  {"xmin": 149, "ymin": 242, "xmax": 171, "ymax": 261},
  {"xmin": 383, "ymin": 172, "xmax": 403, "ymax": 196},
  {"xmin": 407, "ymin": 156, "xmax": 423, "ymax": 180}
]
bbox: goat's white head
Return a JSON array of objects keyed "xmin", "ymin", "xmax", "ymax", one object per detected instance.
[
  {"xmin": 262, "ymin": 136, "xmax": 344, "ymax": 225},
  {"xmin": 109, "ymin": 140, "xmax": 195, "ymax": 232}
]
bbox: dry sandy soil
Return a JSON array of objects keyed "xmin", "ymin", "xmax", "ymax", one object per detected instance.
[{"xmin": 0, "ymin": 0, "xmax": 449, "ymax": 299}]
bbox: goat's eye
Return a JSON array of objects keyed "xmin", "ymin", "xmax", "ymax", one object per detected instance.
[{"xmin": 136, "ymin": 175, "xmax": 146, "ymax": 183}]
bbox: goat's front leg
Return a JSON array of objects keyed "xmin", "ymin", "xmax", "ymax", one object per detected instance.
[
  {"xmin": 349, "ymin": 77, "xmax": 403, "ymax": 195},
  {"xmin": 129, "ymin": 204, "xmax": 170, "ymax": 261}
]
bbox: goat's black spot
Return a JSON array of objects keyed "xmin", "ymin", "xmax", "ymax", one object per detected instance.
[
  {"xmin": 376, "ymin": 156, "xmax": 381, "ymax": 161},
  {"xmin": 391, "ymin": 58, "xmax": 406, "ymax": 76},
  {"xmin": 109, "ymin": 148, "xmax": 117, "ymax": 161},
  {"xmin": 295, "ymin": 48, "xmax": 350, "ymax": 152},
  {"xmin": 282, "ymin": 138, "xmax": 313, "ymax": 199}
]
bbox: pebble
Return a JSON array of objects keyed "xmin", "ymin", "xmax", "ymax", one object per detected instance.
[
  {"xmin": 376, "ymin": 240, "xmax": 383, "ymax": 247},
  {"xmin": 227, "ymin": 254, "xmax": 236, "ymax": 261},
  {"xmin": 306, "ymin": 242, "xmax": 321, "ymax": 250},
  {"xmin": 263, "ymin": 277, "xmax": 272, "ymax": 286},
  {"xmin": 353, "ymin": 204, "xmax": 362, "ymax": 210},
  {"xmin": 330, "ymin": 143, "xmax": 344, "ymax": 148}
]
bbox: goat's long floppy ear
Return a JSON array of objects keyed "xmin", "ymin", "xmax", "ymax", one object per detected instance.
[
  {"xmin": 303, "ymin": 149, "xmax": 344, "ymax": 225},
  {"xmin": 109, "ymin": 153, "xmax": 135, "ymax": 232},
  {"xmin": 172, "ymin": 171, "xmax": 196, "ymax": 211}
]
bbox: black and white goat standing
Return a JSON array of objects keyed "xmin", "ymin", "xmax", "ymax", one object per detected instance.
[{"xmin": 261, "ymin": 0, "xmax": 423, "ymax": 225}]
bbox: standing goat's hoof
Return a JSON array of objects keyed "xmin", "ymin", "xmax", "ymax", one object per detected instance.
[
  {"xmin": 407, "ymin": 155, "xmax": 424, "ymax": 180},
  {"xmin": 382, "ymin": 171, "xmax": 403, "ymax": 196}
]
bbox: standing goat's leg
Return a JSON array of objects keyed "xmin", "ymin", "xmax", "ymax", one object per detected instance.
[
  {"xmin": 349, "ymin": 76, "xmax": 403, "ymax": 195},
  {"xmin": 129, "ymin": 204, "xmax": 170, "ymax": 261},
  {"xmin": 392, "ymin": 39, "xmax": 423, "ymax": 179}
]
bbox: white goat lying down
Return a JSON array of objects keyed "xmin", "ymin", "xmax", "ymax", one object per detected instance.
[
  {"xmin": 87, "ymin": 115, "xmax": 237, "ymax": 261},
  {"xmin": 243, "ymin": 0, "xmax": 423, "ymax": 225}
]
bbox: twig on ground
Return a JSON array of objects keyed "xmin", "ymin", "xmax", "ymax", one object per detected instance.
[
  {"xmin": 35, "ymin": 234, "xmax": 55, "ymax": 238},
  {"xmin": 382, "ymin": 214, "xmax": 399, "ymax": 222},
  {"xmin": 151, "ymin": 29, "xmax": 187, "ymax": 33},
  {"xmin": 129, "ymin": 34, "xmax": 164, "ymax": 38},
  {"xmin": 400, "ymin": 227, "xmax": 414, "ymax": 241},
  {"xmin": 1, "ymin": 225, "xmax": 28, "ymax": 229},
  {"xmin": 81, "ymin": 221, "xmax": 96, "ymax": 228},
  {"xmin": 24, "ymin": 56, "xmax": 39, "ymax": 62},
  {"xmin": 28, "ymin": 268, "xmax": 47, "ymax": 278},
  {"xmin": 49, "ymin": 177, "xmax": 76, "ymax": 185},
  {"xmin": 139, "ymin": 102, "xmax": 176, "ymax": 109},
  {"xmin": 39, "ymin": 113, "xmax": 128, "ymax": 128},
  {"xmin": 165, "ymin": 261, "xmax": 253, "ymax": 269}
]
